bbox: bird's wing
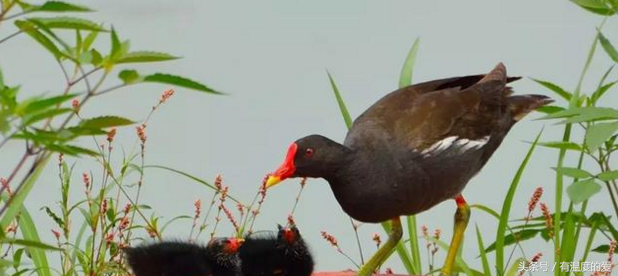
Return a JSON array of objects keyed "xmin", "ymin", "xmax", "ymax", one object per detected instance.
[{"xmin": 346, "ymin": 63, "xmax": 512, "ymax": 153}]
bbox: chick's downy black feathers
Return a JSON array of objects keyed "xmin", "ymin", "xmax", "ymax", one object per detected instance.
[
  {"xmin": 239, "ymin": 225, "xmax": 314, "ymax": 276},
  {"xmin": 125, "ymin": 238, "xmax": 241, "ymax": 276}
]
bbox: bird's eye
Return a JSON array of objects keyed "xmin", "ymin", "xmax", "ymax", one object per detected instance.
[{"xmin": 304, "ymin": 148, "xmax": 314, "ymax": 158}]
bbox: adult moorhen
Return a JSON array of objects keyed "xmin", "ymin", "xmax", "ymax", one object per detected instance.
[
  {"xmin": 264, "ymin": 63, "xmax": 551, "ymax": 275},
  {"xmin": 125, "ymin": 238, "xmax": 244, "ymax": 276}
]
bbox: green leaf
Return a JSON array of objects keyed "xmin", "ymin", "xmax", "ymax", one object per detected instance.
[
  {"xmin": 567, "ymin": 179, "xmax": 602, "ymax": 204},
  {"xmin": 143, "ymin": 73, "xmax": 222, "ymax": 94},
  {"xmin": 160, "ymin": 215, "xmax": 192, "ymax": 235},
  {"xmin": 14, "ymin": 20, "xmax": 64, "ymax": 59},
  {"xmin": 0, "ymin": 156, "xmax": 50, "ymax": 234},
  {"xmin": 143, "ymin": 165, "xmax": 243, "ymax": 204},
  {"xmin": 116, "ymin": 51, "xmax": 179, "ymax": 64},
  {"xmin": 82, "ymin": 30, "xmax": 100, "ymax": 52},
  {"xmin": 532, "ymin": 79, "xmax": 572, "ymax": 101},
  {"xmin": 537, "ymin": 141, "xmax": 583, "ymax": 151},
  {"xmin": 399, "ymin": 38, "xmax": 420, "ymax": 88},
  {"xmin": 22, "ymin": 108, "xmax": 72, "ymax": 125},
  {"xmin": 585, "ymin": 122, "xmax": 618, "ymax": 152},
  {"xmin": 22, "ymin": 93, "xmax": 78, "ymax": 114},
  {"xmin": 64, "ymin": 126, "xmax": 107, "ymax": 136},
  {"xmin": 41, "ymin": 207, "xmax": 64, "ymax": 229},
  {"xmin": 592, "ymin": 244, "xmax": 610, "ymax": 253},
  {"xmin": 327, "ymin": 72, "xmax": 353, "ymax": 128},
  {"xmin": 536, "ymin": 105, "xmax": 565, "ymax": 115},
  {"xmin": 0, "ymin": 195, "xmax": 53, "ymax": 276},
  {"xmin": 0, "ymin": 239, "xmax": 61, "ymax": 251},
  {"xmin": 28, "ymin": 1, "xmax": 93, "ymax": 13},
  {"xmin": 13, "ymin": 248, "xmax": 24, "ymax": 269},
  {"xmin": 405, "ymin": 216, "xmax": 422, "ymax": 274},
  {"xmin": 599, "ymin": 32, "xmax": 618, "ymax": 63},
  {"xmin": 553, "ymin": 167, "xmax": 593, "ymax": 179},
  {"xmin": 110, "ymin": 27, "xmax": 122, "ymax": 59},
  {"xmin": 557, "ymin": 107, "xmax": 618, "ymax": 123},
  {"xmin": 0, "ymin": 67, "xmax": 4, "ymax": 90},
  {"xmin": 571, "ymin": 0, "xmax": 616, "ymax": 15},
  {"xmin": 45, "ymin": 144, "xmax": 99, "ymax": 157},
  {"xmin": 79, "ymin": 115, "xmax": 134, "ymax": 128},
  {"xmin": 495, "ymin": 130, "xmax": 542, "ymax": 275},
  {"xmin": 475, "ymin": 225, "xmax": 492, "ymax": 276},
  {"xmin": 597, "ymin": 170, "xmax": 618, "ymax": 181},
  {"xmin": 541, "ymin": 106, "xmax": 618, "ymax": 121},
  {"xmin": 506, "ymin": 258, "xmax": 528, "ymax": 276},
  {"xmin": 90, "ymin": 48, "xmax": 102, "ymax": 66},
  {"xmin": 118, "ymin": 69, "xmax": 140, "ymax": 84},
  {"xmin": 591, "ymin": 81, "xmax": 616, "ymax": 104},
  {"xmin": 28, "ymin": 17, "xmax": 106, "ymax": 31},
  {"xmin": 590, "ymin": 212, "xmax": 618, "ymax": 240}
]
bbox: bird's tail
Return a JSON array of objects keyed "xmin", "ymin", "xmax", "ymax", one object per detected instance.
[{"xmin": 507, "ymin": 94, "xmax": 553, "ymax": 121}]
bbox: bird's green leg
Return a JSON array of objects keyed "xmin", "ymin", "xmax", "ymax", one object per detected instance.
[
  {"xmin": 441, "ymin": 194, "xmax": 471, "ymax": 276},
  {"xmin": 357, "ymin": 217, "xmax": 403, "ymax": 276}
]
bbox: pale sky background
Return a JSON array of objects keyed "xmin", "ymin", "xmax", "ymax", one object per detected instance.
[{"xmin": 1, "ymin": 0, "xmax": 617, "ymax": 273}]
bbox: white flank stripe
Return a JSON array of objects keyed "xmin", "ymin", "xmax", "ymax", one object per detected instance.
[{"xmin": 421, "ymin": 135, "xmax": 490, "ymax": 157}]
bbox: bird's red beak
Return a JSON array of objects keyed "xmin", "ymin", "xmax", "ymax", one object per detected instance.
[
  {"xmin": 283, "ymin": 228, "xmax": 296, "ymax": 244},
  {"xmin": 224, "ymin": 238, "xmax": 244, "ymax": 253},
  {"xmin": 265, "ymin": 143, "xmax": 298, "ymax": 189}
]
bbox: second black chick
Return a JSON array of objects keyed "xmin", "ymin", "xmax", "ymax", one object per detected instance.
[
  {"xmin": 239, "ymin": 225, "xmax": 314, "ymax": 276},
  {"xmin": 125, "ymin": 237, "xmax": 243, "ymax": 276}
]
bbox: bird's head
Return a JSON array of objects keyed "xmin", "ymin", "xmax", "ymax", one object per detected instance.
[
  {"xmin": 208, "ymin": 237, "xmax": 245, "ymax": 254},
  {"xmin": 266, "ymin": 135, "xmax": 349, "ymax": 189},
  {"xmin": 277, "ymin": 224, "xmax": 302, "ymax": 245}
]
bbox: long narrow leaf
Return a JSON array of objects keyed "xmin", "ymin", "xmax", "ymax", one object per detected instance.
[
  {"xmin": 598, "ymin": 32, "xmax": 618, "ymax": 63},
  {"xmin": 476, "ymin": 225, "xmax": 492, "ymax": 276},
  {"xmin": 0, "ymin": 155, "xmax": 51, "ymax": 227},
  {"xmin": 406, "ymin": 216, "xmax": 421, "ymax": 274},
  {"xmin": 142, "ymin": 73, "xmax": 222, "ymax": 94},
  {"xmin": 0, "ymin": 194, "xmax": 53, "ymax": 276},
  {"xmin": 495, "ymin": 130, "xmax": 542, "ymax": 275},
  {"xmin": 143, "ymin": 165, "xmax": 243, "ymax": 204},
  {"xmin": 327, "ymin": 71, "xmax": 353, "ymax": 128},
  {"xmin": 399, "ymin": 38, "xmax": 420, "ymax": 88}
]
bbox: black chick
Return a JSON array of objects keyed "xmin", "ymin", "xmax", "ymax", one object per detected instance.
[
  {"xmin": 239, "ymin": 225, "xmax": 314, "ymax": 276},
  {"xmin": 124, "ymin": 237, "xmax": 243, "ymax": 276}
]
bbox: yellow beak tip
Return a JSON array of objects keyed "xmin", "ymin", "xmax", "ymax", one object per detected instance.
[{"xmin": 265, "ymin": 176, "xmax": 282, "ymax": 189}]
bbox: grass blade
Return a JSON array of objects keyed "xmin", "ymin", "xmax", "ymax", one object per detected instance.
[
  {"xmin": 406, "ymin": 216, "xmax": 422, "ymax": 274},
  {"xmin": 143, "ymin": 165, "xmax": 243, "ymax": 204},
  {"xmin": 327, "ymin": 71, "xmax": 353, "ymax": 128},
  {"xmin": 495, "ymin": 129, "xmax": 543, "ymax": 275},
  {"xmin": 398, "ymin": 38, "xmax": 423, "ymax": 275},
  {"xmin": 505, "ymin": 257, "xmax": 527, "ymax": 276},
  {"xmin": 0, "ymin": 155, "xmax": 50, "ymax": 228},
  {"xmin": 398, "ymin": 38, "xmax": 420, "ymax": 88},
  {"xmin": 0, "ymin": 194, "xmax": 53, "ymax": 276},
  {"xmin": 476, "ymin": 225, "xmax": 492, "ymax": 276}
]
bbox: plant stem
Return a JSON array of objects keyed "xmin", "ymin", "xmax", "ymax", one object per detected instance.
[
  {"xmin": 0, "ymin": 151, "xmax": 29, "ymax": 193},
  {"xmin": 0, "ymin": 30, "xmax": 21, "ymax": 44},
  {"xmin": 349, "ymin": 217, "xmax": 365, "ymax": 265},
  {"xmin": 0, "ymin": 0, "xmax": 16, "ymax": 28}
]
